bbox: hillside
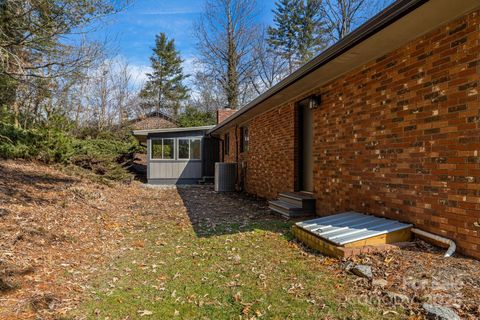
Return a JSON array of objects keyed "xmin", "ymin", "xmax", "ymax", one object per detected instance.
[
  {"xmin": 1, "ymin": 161, "xmax": 479, "ymax": 319},
  {"xmin": 0, "ymin": 160, "xmax": 153, "ymax": 319}
]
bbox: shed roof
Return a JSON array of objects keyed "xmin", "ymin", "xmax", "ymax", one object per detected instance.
[
  {"xmin": 208, "ymin": 0, "xmax": 479, "ymax": 135},
  {"xmin": 133, "ymin": 125, "xmax": 215, "ymax": 136},
  {"xmin": 132, "ymin": 125, "xmax": 215, "ymax": 143}
]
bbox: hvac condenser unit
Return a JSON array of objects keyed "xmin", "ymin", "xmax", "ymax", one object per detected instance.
[{"xmin": 214, "ymin": 162, "xmax": 237, "ymax": 192}]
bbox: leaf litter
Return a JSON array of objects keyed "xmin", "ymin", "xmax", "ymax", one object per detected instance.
[{"xmin": 1, "ymin": 160, "xmax": 479, "ymax": 319}]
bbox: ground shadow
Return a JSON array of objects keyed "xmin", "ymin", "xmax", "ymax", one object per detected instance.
[
  {"xmin": 0, "ymin": 162, "xmax": 77, "ymax": 207},
  {"xmin": 124, "ymin": 153, "xmax": 147, "ymax": 183},
  {"xmin": 176, "ymin": 186, "xmax": 295, "ymax": 238}
]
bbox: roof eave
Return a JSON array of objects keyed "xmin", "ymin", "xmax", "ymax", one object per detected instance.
[
  {"xmin": 132, "ymin": 125, "xmax": 216, "ymax": 136},
  {"xmin": 207, "ymin": 0, "xmax": 428, "ymax": 135}
]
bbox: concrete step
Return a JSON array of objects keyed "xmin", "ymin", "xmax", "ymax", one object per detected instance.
[
  {"xmin": 278, "ymin": 192, "xmax": 316, "ymax": 214},
  {"xmin": 269, "ymin": 200, "xmax": 309, "ymax": 219}
]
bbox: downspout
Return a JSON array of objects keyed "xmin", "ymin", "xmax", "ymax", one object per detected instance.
[
  {"xmin": 234, "ymin": 125, "xmax": 239, "ymax": 164},
  {"xmin": 411, "ymin": 228, "xmax": 456, "ymax": 257},
  {"xmin": 207, "ymin": 133, "xmax": 224, "ymax": 165},
  {"xmin": 234, "ymin": 125, "xmax": 240, "ymax": 190},
  {"xmin": 220, "ymin": 138, "xmax": 225, "ymax": 162}
]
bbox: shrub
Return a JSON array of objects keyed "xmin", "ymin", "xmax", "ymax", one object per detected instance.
[{"xmin": 0, "ymin": 121, "xmax": 142, "ymax": 181}]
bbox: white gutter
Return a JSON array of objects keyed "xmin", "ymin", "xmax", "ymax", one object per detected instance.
[{"xmin": 411, "ymin": 228, "xmax": 456, "ymax": 257}]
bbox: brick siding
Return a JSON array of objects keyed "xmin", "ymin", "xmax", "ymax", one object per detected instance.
[
  {"xmin": 217, "ymin": 108, "xmax": 237, "ymax": 124},
  {"xmin": 221, "ymin": 10, "xmax": 480, "ymax": 258}
]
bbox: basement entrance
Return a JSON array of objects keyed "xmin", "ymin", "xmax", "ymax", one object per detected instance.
[{"xmin": 293, "ymin": 212, "xmax": 413, "ymax": 258}]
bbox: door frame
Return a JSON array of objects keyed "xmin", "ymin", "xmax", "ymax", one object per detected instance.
[{"xmin": 295, "ymin": 97, "xmax": 314, "ymax": 193}]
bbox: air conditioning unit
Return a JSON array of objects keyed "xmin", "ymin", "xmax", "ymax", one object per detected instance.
[{"xmin": 215, "ymin": 162, "xmax": 237, "ymax": 192}]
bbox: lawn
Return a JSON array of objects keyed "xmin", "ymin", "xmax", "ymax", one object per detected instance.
[
  {"xmin": 72, "ymin": 187, "xmax": 401, "ymax": 319},
  {"xmin": 0, "ymin": 161, "xmax": 405, "ymax": 319}
]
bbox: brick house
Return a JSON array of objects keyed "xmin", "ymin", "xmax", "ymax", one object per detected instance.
[{"xmin": 208, "ymin": 0, "xmax": 480, "ymax": 258}]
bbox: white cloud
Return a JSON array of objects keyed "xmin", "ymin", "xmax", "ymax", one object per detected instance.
[
  {"xmin": 104, "ymin": 55, "xmax": 202, "ymax": 92},
  {"xmin": 105, "ymin": 55, "xmax": 152, "ymax": 90},
  {"xmin": 182, "ymin": 56, "xmax": 200, "ymax": 77},
  {"xmin": 129, "ymin": 63, "xmax": 152, "ymax": 88}
]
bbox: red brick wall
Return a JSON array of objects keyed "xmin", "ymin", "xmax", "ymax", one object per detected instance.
[
  {"xmin": 221, "ymin": 104, "xmax": 298, "ymax": 197},
  {"xmin": 222, "ymin": 10, "xmax": 480, "ymax": 258},
  {"xmin": 246, "ymin": 104, "xmax": 298, "ymax": 197},
  {"xmin": 217, "ymin": 108, "xmax": 237, "ymax": 124},
  {"xmin": 311, "ymin": 10, "xmax": 479, "ymax": 258}
]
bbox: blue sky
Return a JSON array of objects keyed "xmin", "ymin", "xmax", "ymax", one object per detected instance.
[
  {"xmin": 90, "ymin": 0, "xmax": 277, "ymax": 84},
  {"xmin": 87, "ymin": 0, "xmax": 394, "ymax": 88}
]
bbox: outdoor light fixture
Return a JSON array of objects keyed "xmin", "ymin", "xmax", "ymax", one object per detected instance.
[{"xmin": 308, "ymin": 94, "xmax": 321, "ymax": 109}]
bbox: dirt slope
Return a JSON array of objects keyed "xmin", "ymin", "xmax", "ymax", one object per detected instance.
[{"xmin": 0, "ymin": 160, "xmax": 152, "ymax": 319}]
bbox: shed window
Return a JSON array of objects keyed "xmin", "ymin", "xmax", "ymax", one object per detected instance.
[
  {"xmin": 178, "ymin": 139, "xmax": 190, "ymax": 159},
  {"xmin": 177, "ymin": 138, "xmax": 201, "ymax": 160},
  {"xmin": 240, "ymin": 126, "xmax": 249, "ymax": 153},
  {"xmin": 151, "ymin": 138, "xmax": 174, "ymax": 160},
  {"xmin": 224, "ymin": 133, "xmax": 230, "ymax": 155},
  {"xmin": 191, "ymin": 139, "xmax": 201, "ymax": 159}
]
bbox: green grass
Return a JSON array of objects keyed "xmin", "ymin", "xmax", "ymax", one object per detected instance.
[{"xmin": 74, "ymin": 218, "xmax": 403, "ymax": 319}]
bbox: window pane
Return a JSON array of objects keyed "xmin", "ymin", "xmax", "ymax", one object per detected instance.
[
  {"xmin": 241, "ymin": 127, "xmax": 249, "ymax": 152},
  {"xmin": 178, "ymin": 139, "xmax": 189, "ymax": 159},
  {"xmin": 191, "ymin": 139, "xmax": 201, "ymax": 160},
  {"xmin": 224, "ymin": 134, "xmax": 229, "ymax": 155},
  {"xmin": 151, "ymin": 140, "xmax": 162, "ymax": 159},
  {"xmin": 163, "ymin": 139, "xmax": 174, "ymax": 159}
]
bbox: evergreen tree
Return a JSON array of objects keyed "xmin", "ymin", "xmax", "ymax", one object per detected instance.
[
  {"xmin": 140, "ymin": 33, "xmax": 188, "ymax": 117},
  {"xmin": 177, "ymin": 106, "xmax": 215, "ymax": 128},
  {"xmin": 267, "ymin": 0, "xmax": 301, "ymax": 74},
  {"xmin": 267, "ymin": 0, "xmax": 328, "ymax": 73},
  {"xmin": 297, "ymin": 0, "xmax": 329, "ymax": 63}
]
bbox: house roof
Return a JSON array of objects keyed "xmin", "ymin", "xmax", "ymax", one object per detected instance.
[{"xmin": 208, "ymin": 0, "xmax": 479, "ymax": 135}]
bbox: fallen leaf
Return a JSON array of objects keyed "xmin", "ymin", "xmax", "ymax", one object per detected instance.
[{"xmin": 137, "ymin": 309, "xmax": 153, "ymax": 316}]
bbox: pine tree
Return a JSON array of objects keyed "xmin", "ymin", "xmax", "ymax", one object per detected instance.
[
  {"xmin": 140, "ymin": 33, "xmax": 188, "ymax": 117},
  {"xmin": 297, "ymin": 0, "xmax": 329, "ymax": 63},
  {"xmin": 267, "ymin": 0, "xmax": 328, "ymax": 73},
  {"xmin": 267, "ymin": 0, "xmax": 301, "ymax": 74}
]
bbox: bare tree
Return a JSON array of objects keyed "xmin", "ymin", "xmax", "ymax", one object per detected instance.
[
  {"xmin": 249, "ymin": 29, "xmax": 288, "ymax": 94},
  {"xmin": 110, "ymin": 59, "xmax": 134, "ymax": 125},
  {"xmin": 195, "ymin": 0, "xmax": 259, "ymax": 109},
  {"xmin": 322, "ymin": 0, "xmax": 390, "ymax": 41},
  {"xmin": 77, "ymin": 57, "xmax": 138, "ymax": 130},
  {"xmin": 189, "ymin": 70, "xmax": 227, "ymax": 113}
]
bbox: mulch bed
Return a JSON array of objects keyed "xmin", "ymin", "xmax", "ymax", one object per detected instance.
[{"xmin": 344, "ymin": 241, "xmax": 480, "ymax": 319}]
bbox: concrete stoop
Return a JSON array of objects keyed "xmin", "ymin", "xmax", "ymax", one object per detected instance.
[{"xmin": 269, "ymin": 192, "xmax": 316, "ymax": 219}]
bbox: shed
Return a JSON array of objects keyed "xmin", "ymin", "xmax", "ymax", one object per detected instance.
[{"xmin": 133, "ymin": 126, "xmax": 219, "ymax": 185}]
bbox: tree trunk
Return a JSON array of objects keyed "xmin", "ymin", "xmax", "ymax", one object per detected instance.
[
  {"xmin": 226, "ymin": 6, "xmax": 238, "ymax": 109},
  {"xmin": 12, "ymin": 100, "xmax": 20, "ymax": 128}
]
